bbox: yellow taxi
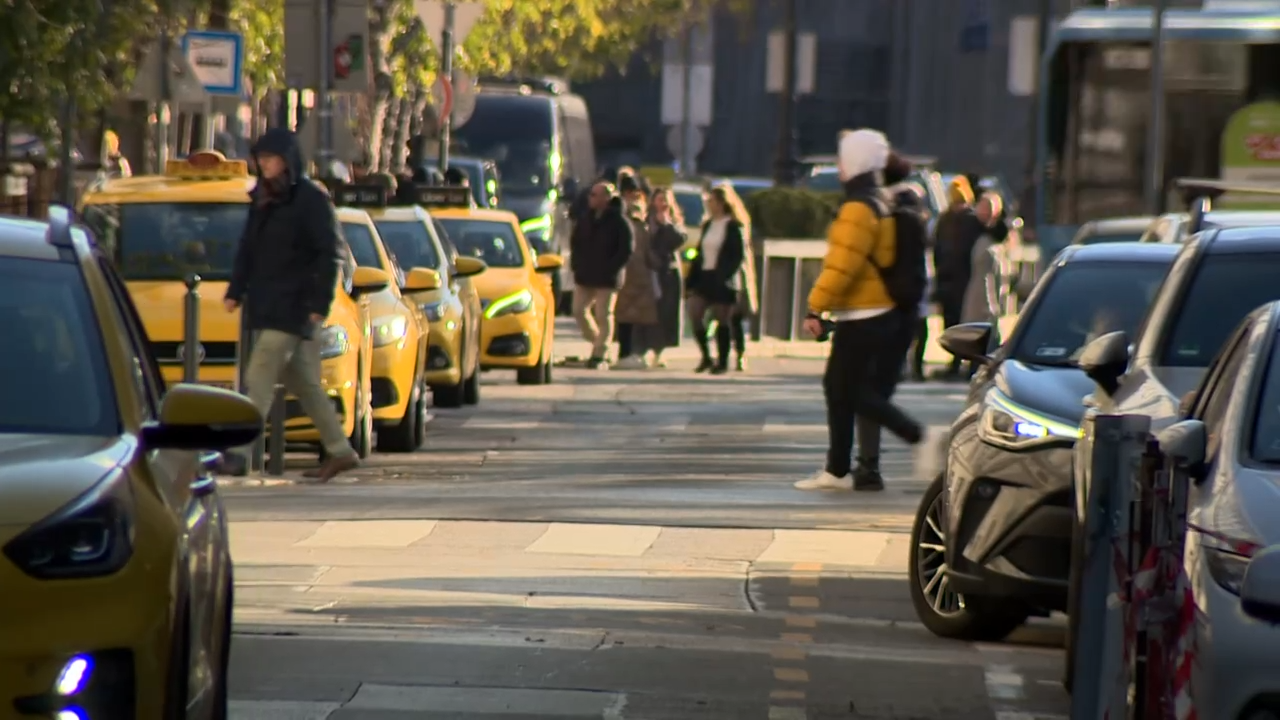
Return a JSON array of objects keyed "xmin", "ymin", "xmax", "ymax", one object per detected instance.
[
  {"xmin": 335, "ymin": 184, "xmax": 486, "ymax": 408},
  {"xmin": 0, "ymin": 207, "xmax": 263, "ymax": 719},
  {"xmin": 430, "ymin": 203, "xmax": 563, "ymax": 385},
  {"xmin": 78, "ymin": 150, "xmax": 384, "ymax": 459},
  {"xmin": 332, "ymin": 201, "xmax": 433, "ymax": 451}
]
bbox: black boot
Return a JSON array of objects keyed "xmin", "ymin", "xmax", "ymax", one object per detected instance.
[{"xmin": 852, "ymin": 457, "xmax": 885, "ymax": 491}]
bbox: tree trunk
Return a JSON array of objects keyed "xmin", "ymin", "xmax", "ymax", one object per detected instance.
[
  {"xmin": 380, "ymin": 96, "xmax": 401, "ymax": 171},
  {"xmin": 365, "ymin": 2, "xmax": 396, "ymax": 171},
  {"xmin": 390, "ymin": 95, "xmax": 413, "ymax": 173}
]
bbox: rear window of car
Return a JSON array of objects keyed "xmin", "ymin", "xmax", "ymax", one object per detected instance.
[
  {"xmin": 1251, "ymin": 333, "xmax": 1280, "ymax": 463},
  {"xmin": 84, "ymin": 202, "xmax": 246, "ymax": 281},
  {"xmin": 0, "ymin": 258, "xmax": 117, "ymax": 435},
  {"xmin": 373, "ymin": 220, "xmax": 441, "ymax": 272},
  {"xmin": 1081, "ymin": 231, "xmax": 1144, "ymax": 245},
  {"xmin": 1161, "ymin": 253, "xmax": 1280, "ymax": 367}
]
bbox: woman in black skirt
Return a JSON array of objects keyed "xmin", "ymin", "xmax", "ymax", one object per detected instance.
[{"xmin": 686, "ymin": 186, "xmax": 746, "ymax": 374}]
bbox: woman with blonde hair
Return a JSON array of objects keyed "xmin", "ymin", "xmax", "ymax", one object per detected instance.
[
  {"xmin": 646, "ymin": 186, "xmax": 689, "ymax": 365},
  {"xmin": 686, "ymin": 185, "xmax": 748, "ymax": 373},
  {"xmin": 713, "ymin": 182, "xmax": 759, "ymax": 370}
]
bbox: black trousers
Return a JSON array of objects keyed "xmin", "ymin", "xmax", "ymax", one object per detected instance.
[
  {"xmin": 616, "ymin": 322, "xmax": 633, "ymax": 358},
  {"xmin": 909, "ymin": 315, "xmax": 929, "ymax": 377},
  {"xmin": 940, "ymin": 299, "xmax": 963, "ymax": 374},
  {"xmin": 825, "ymin": 312, "xmax": 923, "ymax": 478},
  {"xmin": 718, "ymin": 309, "xmax": 747, "ymax": 357},
  {"xmin": 853, "ymin": 308, "xmax": 920, "ymax": 467}
]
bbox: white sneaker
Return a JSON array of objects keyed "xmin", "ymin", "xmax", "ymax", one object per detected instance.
[
  {"xmin": 613, "ymin": 355, "xmax": 649, "ymax": 370},
  {"xmin": 794, "ymin": 471, "xmax": 853, "ymax": 491}
]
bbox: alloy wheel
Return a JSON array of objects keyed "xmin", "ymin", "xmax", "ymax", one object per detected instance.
[{"xmin": 916, "ymin": 493, "xmax": 966, "ymax": 617}]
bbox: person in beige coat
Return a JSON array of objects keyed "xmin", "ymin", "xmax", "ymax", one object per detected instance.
[{"xmin": 613, "ymin": 175, "xmax": 662, "ymax": 369}]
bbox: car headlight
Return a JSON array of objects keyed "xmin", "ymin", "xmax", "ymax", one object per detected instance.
[
  {"xmin": 485, "ymin": 289, "xmax": 533, "ymax": 319},
  {"xmin": 1205, "ymin": 546, "xmax": 1251, "ymax": 595},
  {"xmin": 977, "ymin": 389, "xmax": 1082, "ymax": 450},
  {"xmin": 2, "ymin": 474, "xmax": 135, "ymax": 580},
  {"xmin": 318, "ymin": 324, "xmax": 350, "ymax": 359},
  {"xmin": 420, "ymin": 302, "xmax": 445, "ymax": 322},
  {"xmin": 371, "ymin": 314, "xmax": 409, "ymax": 348}
]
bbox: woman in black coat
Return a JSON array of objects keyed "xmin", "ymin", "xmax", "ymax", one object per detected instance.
[{"xmin": 686, "ymin": 186, "xmax": 746, "ymax": 374}]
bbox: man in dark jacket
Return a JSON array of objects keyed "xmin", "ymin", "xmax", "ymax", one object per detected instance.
[
  {"xmin": 932, "ymin": 175, "xmax": 986, "ymax": 378},
  {"xmin": 569, "ymin": 181, "xmax": 633, "ymax": 367},
  {"xmin": 224, "ymin": 128, "xmax": 357, "ymax": 482}
]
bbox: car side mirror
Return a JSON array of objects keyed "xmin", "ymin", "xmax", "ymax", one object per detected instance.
[
  {"xmin": 939, "ymin": 322, "xmax": 993, "ymax": 365},
  {"xmin": 535, "ymin": 253, "xmax": 564, "ymax": 273},
  {"xmin": 402, "ymin": 267, "xmax": 442, "ymax": 292},
  {"xmin": 454, "ymin": 256, "xmax": 487, "ymax": 278},
  {"xmin": 351, "ymin": 266, "xmax": 390, "ymax": 297},
  {"xmin": 1241, "ymin": 546, "xmax": 1280, "ymax": 625},
  {"xmin": 142, "ymin": 384, "xmax": 263, "ymax": 451},
  {"xmin": 1077, "ymin": 330, "xmax": 1130, "ymax": 397},
  {"xmin": 1156, "ymin": 418, "xmax": 1208, "ymax": 483}
]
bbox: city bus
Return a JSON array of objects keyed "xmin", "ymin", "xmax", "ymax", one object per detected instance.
[{"xmin": 1033, "ymin": 2, "xmax": 1280, "ymax": 258}]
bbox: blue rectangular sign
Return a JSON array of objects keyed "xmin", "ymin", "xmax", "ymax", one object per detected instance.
[{"xmin": 181, "ymin": 30, "xmax": 245, "ymax": 96}]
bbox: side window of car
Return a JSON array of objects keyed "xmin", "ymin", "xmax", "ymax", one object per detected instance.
[
  {"xmin": 96, "ymin": 255, "xmax": 166, "ymax": 416},
  {"xmin": 1194, "ymin": 324, "xmax": 1251, "ymax": 458}
]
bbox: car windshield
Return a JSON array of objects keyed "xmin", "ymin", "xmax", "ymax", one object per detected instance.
[
  {"xmin": 340, "ymin": 222, "xmax": 383, "ymax": 269},
  {"xmin": 1082, "ymin": 231, "xmax": 1145, "ymax": 245},
  {"xmin": 84, "ymin": 202, "xmax": 246, "ymax": 281},
  {"xmin": 1251, "ymin": 332, "xmax": 1280, "ymax": 463},
  {"xmin": 372, "ymin": 220, "xmax": 441, "ymax": 272},
  {"xmin": 436, "ymin": 218, "xmax": 524, "ymax": 267},
  {"xmin": 674, "ymin": 190, "xmax": 704, "ymax": 227},
  {"xmin": 1012, "ymin": 261, "xmax": 1171, "ymax": 365},
  {"xmin": 0, "ymin": 258, "xmax": 117, "ymax": 435},
  {"xmin": 451, "ymin": 100, "xmax": 552, "ymax": 194},
  {"xmin": 1162, "ymin": 253, "xmax": 1280, "ymax": 367}
]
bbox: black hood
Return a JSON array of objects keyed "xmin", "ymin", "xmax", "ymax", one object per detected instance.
[
  {"xmin": 250, "ymin": 128, "xmax": 304, "ymax": 183},
  {"xmin": 994, "ymin": 360, "xmax": 1097, "ymax": 425},
  {"xmin": 500, "ymin": 193, "xmax": 552, "ymax": 223}
]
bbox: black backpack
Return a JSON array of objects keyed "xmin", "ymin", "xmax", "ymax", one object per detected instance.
[{"xmin": 875, "ymin": 197, "xmax": 929, "ymax": 311}]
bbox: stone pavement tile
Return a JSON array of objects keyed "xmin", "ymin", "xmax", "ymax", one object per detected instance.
[
  {"xmin": 753, "ymin": 530, "xmax": 893, "ymax": 568},
  {"xmin": 229, "ymin": 700, "xmax": 341, "ymax": 719},
  {"xmin": 295, "ymin": 521, "xmax": 439, "ymax": 548},
  {"xmin": 644, "ymin": 527, "xmax": 774, "ymax": 562},
  {"xmin": 410, "ymin": 520, "xmax": 551, "ymax": 552},
  {"xmin": 524, "ymin": 523, "xmax": 662, "ymax": 557},
  {"xmin": 804, "ymin": 657, "xmax": 994, "ymax": 720},
  {"xmin": 230, "ymin": 522, "xmax": 326, "ymax": 555}
]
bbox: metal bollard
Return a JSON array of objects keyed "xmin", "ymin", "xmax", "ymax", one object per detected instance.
[
  {"xmin": 267, "ymin": 384, "xmax": 287, "ymax": 476},
  {"xmin": 182, "ymin": 273, "xmax": 201, "ymax": 383},
  {"xmin": 1070, "ymin": 413, "xmax": 1151, "ymax": 720},
  {"xmin": 236, "ymin": 303, "xmax": 266, "ymax": 473}
]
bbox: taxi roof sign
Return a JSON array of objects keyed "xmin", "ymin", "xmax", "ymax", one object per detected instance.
[
  {"xmin": 408, "ymin": 184, "xmax": 471, "ymax": 208},
  {"xmin": 165, "ymin": 149, "xmax": 248, "ymax": 178},
  {"xmin": 332, "ymin": 183, "xmax": 389, "ymax": 207}
]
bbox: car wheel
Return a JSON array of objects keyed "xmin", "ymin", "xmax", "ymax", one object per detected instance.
[
  {"xmin": 1063, "ymin": 510, "xmax": 1086, "ymax": 694},
  {"xmin": 163, "ymin": 600, "xmax": 192, "ymax": 720},
  {"xmin": 908, "ymin": 472, "xmax": 1029, "ymax": 641},
  {"xmin": 463, "ymin": 366, "xmax": 481, "ymax": 405},
  {"xmin": 516, "ymin": 324, "xmax": 551, "ymax": 386},
  {"xmin": 349, "ymin": 364, "xmax": 373, "ymax": 459},
  {"xmin": 377, "ymin": 373, "xmax": 422, "ymax": 452}
]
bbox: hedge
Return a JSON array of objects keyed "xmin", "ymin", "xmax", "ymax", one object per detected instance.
[{"xmin": 745, "ymin": 187, "xmax": 843, "ymax": 239}]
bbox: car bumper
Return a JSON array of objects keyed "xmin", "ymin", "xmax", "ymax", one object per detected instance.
[
  {"xmin": 1189, "ymin": 534, "xmax": 1280, "ymax": 719},
  {"xmin": 0, "ymin": 527, "xmax": 176, "ymax": 719},
  {"xmin": 944, "ymin": 431, "xmax": 1075, "ymax": 608},
  {"xmin": 480, "ymin": 313, "xmax": 541, "ymax": 368},
  {"xmin": 424, "ymin": 320, "xmax": 463, "ymax": 386},
  {"xmin": 168, "ymin": 357, "xmax": 358, "ymax": 441},
  {"xmin": 371, "ymin": 343, "xmax": 416, "ymax": 422}
]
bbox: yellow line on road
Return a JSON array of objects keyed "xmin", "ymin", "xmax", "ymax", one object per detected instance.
[
  {"xmin": 780, "ymin": 633, "xmax": 813, "ymax": 643},
  {"xmin": 768, "ymin": 706, "xmax": 808, "ymax": 720},
  {"xmin": 790, "ymin": 575, "xmax": 819, "ymax": 587},
  {"xmin": 788, "ymin": 596, "xmax": 820, "ymax": 609},
  {"xmin": 773, "ymin": 667, "xmax": 810, "ymax": 683},
  {"xmin": 785, "ymin": 615, "xmax": 817, "ymax": 628},
  {"xmin": 770, "ymin": 690, "xmax": 806, "ymax": 701},
  {"xmin": 771, "ymin": 647, "xmax": 806, "ymax": 661}
]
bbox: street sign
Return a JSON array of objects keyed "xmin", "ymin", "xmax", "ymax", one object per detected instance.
[
  {"xmin": 414, "ymin": 1, "xmax": 486, "ymax": 49},
  {"xmin": 660, "ymin": 65, "xmax": 713, "ymax": 126},
  {"xmin": 296, "ymin": 118, "xmax": 360, "ymax": 167},
  {"xmin": 432, "ymin": 74, "xmax": 454, "ymax": 122},
  {"xmin": 284, "ymin": 0, "xmax": 369, "ymax": 91},
  {"xmin": 432, "ymin": 72, "xmax": 478, "ymax": 128},
  {"xmin": 128, "ymin": 40, "xmax": 210, "ymax": 104},
  {"xmin": 665, "ymin": 125, "xmax": 705, "ymax": 159},
  {"xmin": 181, "ymin": 30, "xmax": 244, "ymax": 96},
  {"xmin": 765, "ymin": 31, "xmax": 817, "ymax": 95}
]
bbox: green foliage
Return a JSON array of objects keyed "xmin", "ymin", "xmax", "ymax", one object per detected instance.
[
  {"xmin": 388, "ymin": 0, "xmax": 436, "ymax": 95},
  {"xmin": 231, "ymin": 0, "xmax": 284, "ymax": 98},
  {"xmin": 745, "ymin": 188, "xmax": 842, "ymax": 238}
]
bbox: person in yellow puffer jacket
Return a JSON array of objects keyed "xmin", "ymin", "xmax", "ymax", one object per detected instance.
[{"xmin": 795, "ymin": 129, "xmax": 924, "ymax": 492}]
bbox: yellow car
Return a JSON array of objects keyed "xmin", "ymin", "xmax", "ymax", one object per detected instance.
[
  {"xmin": 336, "ymin": 185, "xmax": 486, "ymax": 408},
  {"xmin": 78, "ymin": 150, "xmax": 384, "ymax": 458},
  {"xmin": 334, "ymin": 207, "xmax": 435, "ymax": 451},
  {"xmin": 0, "ymin": 207, "xmax": 263, "ymax": 719},
  {"xmin": 431, "ymin": 206, "xmax": 563, "ymax": 385}
]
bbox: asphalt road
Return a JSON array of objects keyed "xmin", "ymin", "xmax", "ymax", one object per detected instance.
[{"xmin": 220, "ymin": 324, "xmax": 1069, "ymax": 720}]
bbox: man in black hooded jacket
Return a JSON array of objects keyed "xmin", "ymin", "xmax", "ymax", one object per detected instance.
[{"xmin": 224, "ymin": 128, "xmax": 358, "ymax": 482}]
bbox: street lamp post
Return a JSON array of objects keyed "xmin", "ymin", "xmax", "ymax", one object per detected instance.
[
  {"xmin": 1143, "ymin": 0, "xmax": 1168, "ymax": 214},
  {"xmin": 772, "ymin": 0, "xmax": 798, "ymax": 186}
]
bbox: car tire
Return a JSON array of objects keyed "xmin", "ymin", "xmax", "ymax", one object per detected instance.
[
  {"xmin": 462, "ymin": 366, "xmax": 480, "ymax": 405},
  {"xmin": 908, "ymin": 472, "xmax": 1030, "ymax": 642},
  {"xmin": 163, "ymin": 599, "xmax": 192, "ymax": 720},
  {"xmin": 349, "ymin": 363, "xmax": 373, "ymax": 459},
  {"xmin": 377, "ymin": 373, "xmax": 423, "ymax": 452},
  {"xmin": 1063, "ymin": 509, "xmax": 1086, "ymax": 694}
]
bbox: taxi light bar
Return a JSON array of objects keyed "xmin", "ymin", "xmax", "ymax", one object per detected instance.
[
  {"xmin": 396, "ymin": 184, "xmax": 470, "ymax": 209},
  {"xmin": 165, "ymin": 149, "xmax": 248, "ymax": 178},
  {"xmin": 1175, "ymin": 177, "xmax": 1280, "ymax": 234},
  {"xmin": 332, "ymin": 183, "xmax": 389, "ymax": 208}
]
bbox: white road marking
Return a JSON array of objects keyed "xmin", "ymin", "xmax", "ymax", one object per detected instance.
[
  {"xmin": 755, "ymin": 529, "xmax": 892, "ymax": 567},
  {"xmin": 525, "ymin": 522, "xmax": 662, "ymax": 556},
  {"xmin": 344, "ymin": 684, "xmax": 625, "ymax": 716}
]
